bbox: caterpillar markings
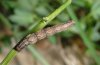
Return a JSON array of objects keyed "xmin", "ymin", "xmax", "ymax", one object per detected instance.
[{"xmin": 14, "ymin": 20, "xmax": 75, "ymax": 52}]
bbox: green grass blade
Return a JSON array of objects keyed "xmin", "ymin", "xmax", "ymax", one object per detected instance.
[
  {"xmin": 67, "ymin": 6, "xmax": 100, "ymax": 65},
  {"xmin": 27, "ymin": 0, "xmax": 72, "ymax": 65},
  {"xmin": 29, "ymin": 0, "xmax": 72, "ymax": 32},
  {"xmin": 0, "ymin": 49, "xmax": 17, "ymax": 65},
  {"xmin": 1, "ymin": 0, "xmax": 72, "ymax": 65},
  {"xmin": 28, "ymin": 45, "xmax": 50, "ymax": 65}
]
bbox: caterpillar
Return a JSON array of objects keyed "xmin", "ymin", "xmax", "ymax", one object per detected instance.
[{"xmin": 13, "ymin": 20, "xmax": 75, "ymax": 52}]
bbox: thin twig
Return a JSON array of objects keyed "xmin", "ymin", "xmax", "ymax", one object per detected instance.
[
  {"xmin": 14, "ymin": 20, "xmax": 75, "ymax": 52},
  {"xmin": 1, "ymin": 0, "xmax": 72, "ymax": 64}
]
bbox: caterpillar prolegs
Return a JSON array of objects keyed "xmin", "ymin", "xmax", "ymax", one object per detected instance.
[{"xmin": 14, "ymin": 20, "xmax": 75, "ymax": 52}]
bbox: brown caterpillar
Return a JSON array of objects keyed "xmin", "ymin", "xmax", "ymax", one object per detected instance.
[{"xmin": 13, "ymin": 20, "xmax": 75, "ymax": 52}]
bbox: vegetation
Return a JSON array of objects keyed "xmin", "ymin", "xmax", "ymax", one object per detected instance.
[{"xmin": 0, "ymin": 0, "xmax": 100, "ymax": 65}]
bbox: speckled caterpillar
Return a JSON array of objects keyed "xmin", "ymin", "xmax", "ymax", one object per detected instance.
[{"xmin": 13, "ymin": 20, "xmax": 75, "ymax": 52}]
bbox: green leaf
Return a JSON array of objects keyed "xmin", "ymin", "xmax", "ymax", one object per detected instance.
[
  {"xmin": 91, "ymin": 22, "xmax": 100, "ymax": 41},
  {"xmin": 9, "ymin": 9, "xmax": 34, "ymax": 26},
  {"xmin": 72, "ymin": 0, "xmax": 86, "ymax": 7},
  {"xmin": 69, "ymin": 22, "xmax": 86, "ymax": 34},
  {"xmin": 17, "ymin": 0, "xmax": 34, "ymax": 11},
  {"xmin": 91, "ymin": 0, "xmax": 100, "ymax": 20},
  {"xmin": 35, "ymin": 6, "xmax": 49, "ymax": 16},
  {"xmin": 48, "ymin": 36, "xmax": 56, "ymax": 44},
  {"xmin": 57, "ymin": 13, "xmax": 69, "ymax": 22}
]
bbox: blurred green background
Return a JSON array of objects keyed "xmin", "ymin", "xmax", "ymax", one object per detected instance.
[{"xmin": 0, "ymin": 0, "xmax": 100, "ymax": 65}]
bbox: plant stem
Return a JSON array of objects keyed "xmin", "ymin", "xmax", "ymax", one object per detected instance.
[
  {"xmin": 14, "ymin": 21, "xmax": 74, "ymax": 52},
  {"xmin": 1, "ymin": 0, "xmax": 72, "ymax": 65},
  {"xmin": 0, "ymin": 49, "xmax": 17, "ymax": 65},
  {"xmin": 29, "ymin": 0, "xmax": 72, "ymax": 32}
]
